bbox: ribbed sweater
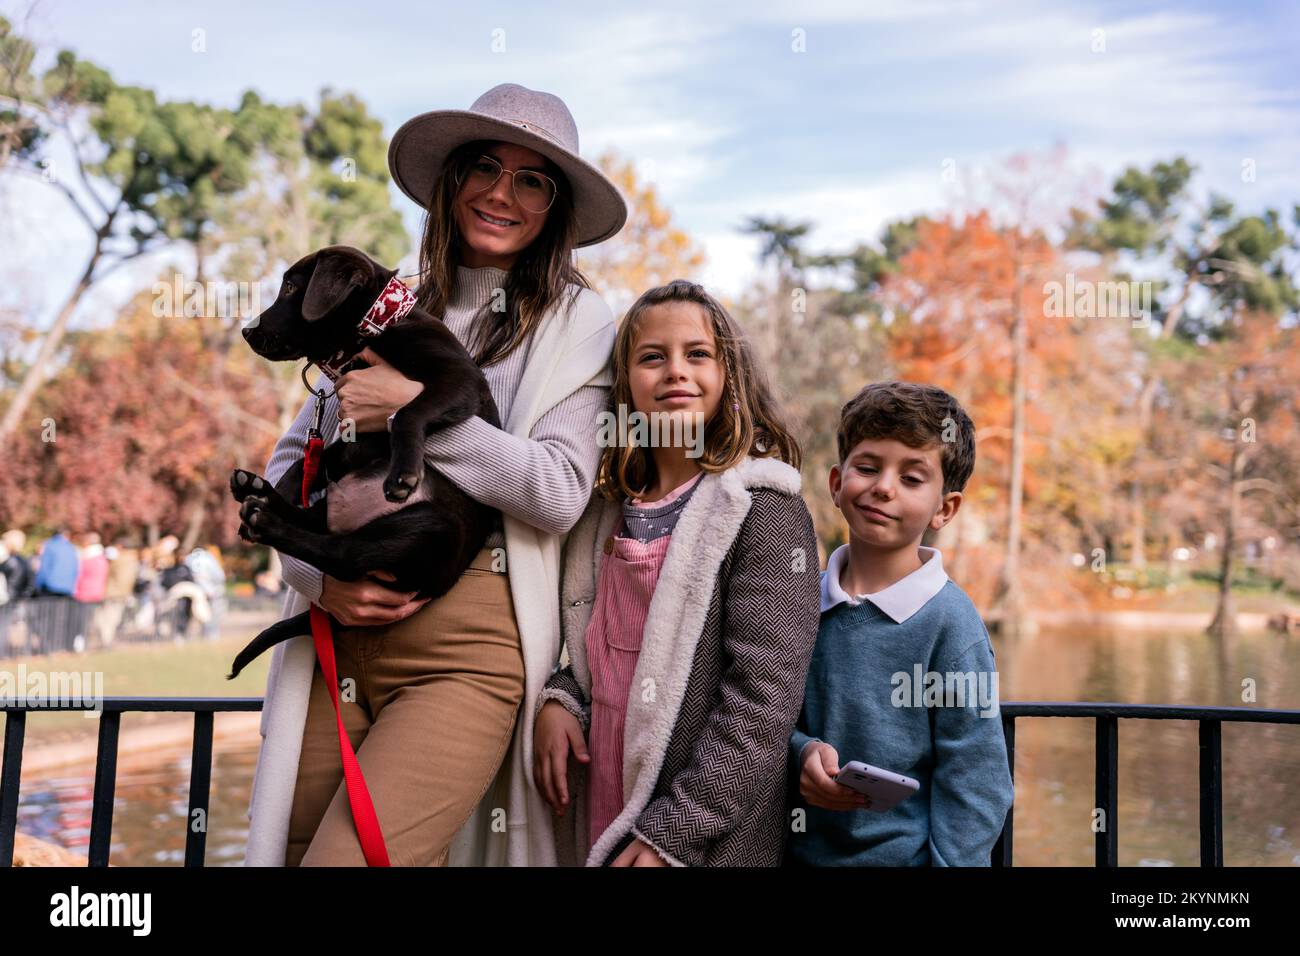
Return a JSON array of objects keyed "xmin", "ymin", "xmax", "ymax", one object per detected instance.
[{"xmin": 263, "ymin": 264, "xmax": 612, "ymax": 603}]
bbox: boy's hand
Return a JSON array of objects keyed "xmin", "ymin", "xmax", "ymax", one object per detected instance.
[
  {"xmin": 799, "ymin": 742, "xmax": 871, "ymax": 811},
  {"xmin": 533, "ymin": 700, "xmax": 590, "ymax": 816}
]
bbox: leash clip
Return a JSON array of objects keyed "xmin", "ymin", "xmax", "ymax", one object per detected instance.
[
  {"xmin": 302, "ymin": 362, "xmax": 335, "ymax": 440},
  {"xmin": 310, "ymin": 392, "xmax": 326, "ymax": 440}
]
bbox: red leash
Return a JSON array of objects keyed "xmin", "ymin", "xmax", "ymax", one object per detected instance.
[{"xmin": 301, "ymin": 421, "xmax": 391, "ymax": 866}]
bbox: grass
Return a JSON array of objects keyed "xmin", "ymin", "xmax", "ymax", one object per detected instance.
[
  {"xmin": 1, "ymin": 628, "xmax": 273, "ymax": 748},
  {"xmin": 1094, "ymin": 565, "xmax": 1300, "ymax": 612}
]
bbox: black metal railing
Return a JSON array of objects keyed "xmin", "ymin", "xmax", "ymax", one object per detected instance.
[
  {"xmin": 2, "ymin": 698, "xmax": 1297, "ymax": 866},
  {"xmin": 991, "ymin": 702, "xmax": 1300, "ymax": 867},
  {"xmin": 1, "ymin": 697, "xmax": 262, "ymax": 867}
]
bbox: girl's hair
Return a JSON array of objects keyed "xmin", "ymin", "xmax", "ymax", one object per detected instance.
[
  {"xmin": 411, "ymin": 139, "xmax": 590, "ymax": 367},
  {"xmin": 595, "ymin": 279, "xmax": 802, "ymax": 501}
]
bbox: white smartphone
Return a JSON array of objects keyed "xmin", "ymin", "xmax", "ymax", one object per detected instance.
[{"xmin": 833, "ymin": 761, "xmax": 920, "ymax": 812}]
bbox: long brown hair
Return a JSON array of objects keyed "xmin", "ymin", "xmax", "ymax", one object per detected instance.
[
  {"xmin": 412, "ymin": 139, "xmax": 590, "ymax": 367},
  {"xmin": 595, "ymin": 279, "xmax": 802, "ymax": 501}
]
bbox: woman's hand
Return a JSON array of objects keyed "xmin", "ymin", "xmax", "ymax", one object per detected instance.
[
  {"xmin": 317, "ymin": 569, "xmax": 429, "ymax": 627},
  {"xmin": 609, "ymin": 837, "xmax": 670, "ymax": 867},
  {"xmin": 336, "ymin": 347, "xmax": 424, "ymax": 433},
  {"xmin": 533, "ymin": 700, "xmax": 590, "ymax": 816}
]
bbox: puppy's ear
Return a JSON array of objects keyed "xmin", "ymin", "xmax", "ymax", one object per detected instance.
[{"xmin": 302, "ymin": 259, "xmax": 365, "ymax": 323}]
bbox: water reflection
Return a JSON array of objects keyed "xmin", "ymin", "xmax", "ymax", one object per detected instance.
[
  {"xmin": 995, "ymin": 626, "xmax": 1300, "ymax": 866},
  {"xmin": 15, "ymin": 627, "xmax": 1300, "ymax": 865},
  {"xmin": 18, "ymin": 738, "xmax": 258, "ymax": 866}
]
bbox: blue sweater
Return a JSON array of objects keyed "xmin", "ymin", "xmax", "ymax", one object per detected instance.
[
  {"xmin": 787, "ymin": 577, "xmax": 1013, "ymax": 866},
  {"xmin": 34, "ymin": 534, "xmax": 79, "ymax": 596}
]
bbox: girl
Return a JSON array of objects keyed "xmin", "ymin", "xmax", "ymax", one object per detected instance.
[
  {"xmin": 532, "ymin": 280, "xmax": 822, "ymax": 866},
  {"xmin": 243, "ymin": 84, "xmax": 627, "ymax": 867}
]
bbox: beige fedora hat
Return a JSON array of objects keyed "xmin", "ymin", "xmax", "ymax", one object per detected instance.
[{"xmin": 387, "ymin": 83, "xmax": 628, "ymax": 248}]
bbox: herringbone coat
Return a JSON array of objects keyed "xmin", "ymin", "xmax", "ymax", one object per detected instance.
[{"xmin": 537, "ymin": 455, "xmax": 821, "ymax": 866}]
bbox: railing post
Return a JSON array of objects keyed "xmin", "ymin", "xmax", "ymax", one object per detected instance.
[
  {"xmin": 1198, "ymin": 719, "xmax": 1224, "ymax": 867},
  {"xmin": 88, "ymin": 711, "xmax": 121, "ymax": 867},
  {"xmin": 992, "ymin": 713, "xmax": 1015, "ymax": 866},
  {"xmin": 1, "ymin": 711, "xmax": 27, "ymax": 867},
  {"xmin": 184, "ymin": 710, "xmax": 214, "ymax": 867},
  {"xmin": 1095, "ymin": 715, "xmax": 1118, "ymax": 867},
  {"xmin": 0, "ymin": 698, "xmax": 1291, "ymax": 867}
]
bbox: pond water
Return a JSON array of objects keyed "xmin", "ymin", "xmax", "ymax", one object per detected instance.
[{"xmin": 13, "ymin": 625, "xmax": 1300, "ymax": 866}]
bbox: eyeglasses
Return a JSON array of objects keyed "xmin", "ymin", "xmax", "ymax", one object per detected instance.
[{"xmin": 455, "ymin": 154, "xmax": 558, "ymax": 214}]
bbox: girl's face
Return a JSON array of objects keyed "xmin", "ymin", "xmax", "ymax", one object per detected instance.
[
  {"xmin": 454, "ymin": 141, "xmax": 551, "ymax": 270},
  {"xmin": 628, "ymin": 301, "xmax": 724, "ymax": 429}
]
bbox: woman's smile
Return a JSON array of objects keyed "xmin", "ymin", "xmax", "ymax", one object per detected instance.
[{"xmin": 472, "ymin": 207, "xmax": 520, "ymax": 229}]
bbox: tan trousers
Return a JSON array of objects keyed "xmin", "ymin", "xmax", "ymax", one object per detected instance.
[{"xmin": 285, "ymin": 548, "xmax": 524, "ymax": 866}]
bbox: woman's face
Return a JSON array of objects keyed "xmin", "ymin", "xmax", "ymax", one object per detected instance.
[{"xmin": 454, "ymin": 141, "xmax": 552, "ymax": 270}]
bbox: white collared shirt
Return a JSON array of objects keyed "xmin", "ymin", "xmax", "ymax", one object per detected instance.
[{"xmin": 820, "ymin": 543, "xmax": 949, "ymax": 623}]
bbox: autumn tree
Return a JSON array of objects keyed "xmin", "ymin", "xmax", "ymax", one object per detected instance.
[
  {"xmin": 578, "ymin": 151, "xmax": 706, "ymax": 315},
  {"xmin": 0, "ymin": 29, "xmax": 307, "ymax": 441},
  {"xmin": 0, "ymin": 288, "xmax": 272, "ymax": 544},
  {"xmin": 1067, "ymin": 159, "xmax": 1299, "ymax": 571}
]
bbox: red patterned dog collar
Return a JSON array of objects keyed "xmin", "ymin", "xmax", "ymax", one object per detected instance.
[
  {"xmin": 317, "ymin": 275, "xmax": 416, "ymax": 381},
  {"xmin": 360, "ymin": 274, "xmax": 417, "ymax": 334}
]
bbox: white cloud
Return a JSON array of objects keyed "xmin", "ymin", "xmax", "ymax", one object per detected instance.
[{"xmin": 6, "ymin": 0, "xmax": 1296, "ymax": 323}]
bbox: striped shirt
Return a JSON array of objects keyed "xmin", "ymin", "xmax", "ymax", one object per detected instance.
[{"xmin": 264, "ymin": 264, "xmax": 612, "ymax": 604}]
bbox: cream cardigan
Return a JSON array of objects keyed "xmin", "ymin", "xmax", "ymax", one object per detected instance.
[{"xmin": 242, "ymin": 287, "xmax": 616, "ymax": 867}]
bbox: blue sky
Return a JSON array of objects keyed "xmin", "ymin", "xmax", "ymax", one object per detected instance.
[{"xmin": 2, "ymin": 0, "xmax": 1297, "ymax": 324}]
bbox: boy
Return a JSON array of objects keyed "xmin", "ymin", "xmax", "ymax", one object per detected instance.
[{"xmin": 787, "ymin": 381, "xmax": 1013, "ymax": 866}]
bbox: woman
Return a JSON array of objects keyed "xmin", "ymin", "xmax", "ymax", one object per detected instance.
[{"xmin": 243, "ymin": 83, "xmax": 627, "ymax": 867}]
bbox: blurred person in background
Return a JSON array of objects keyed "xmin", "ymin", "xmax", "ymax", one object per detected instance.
[
  {"xmin": 0, "ymin": 529, "xmax": 31, "ymax": 655},
  {"xmin": 34, "ymin": 528, "xmax": 78, "ymax": 597},
  {"xmin": 185, "ymin": 545, "xmax": 227, "ymax": 639},
  {"xmin": 71, "ymin": 531, "xmax": 109, "ymax": 650},
  {"xmin": 97, "ymin": 537, "xmax": 140, "ymax": 646},
  {"xmin": 32, "ymin": 528, "xmax": 79, "ymax": 653},
  {"xmin": 1, "ymin": 529, "xmax": 34, "ymax": 604},
  {"xmin": 145, "ymin": 535, "xmax": 214, "ymax": 638}
]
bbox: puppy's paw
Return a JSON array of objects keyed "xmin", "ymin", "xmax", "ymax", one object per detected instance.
[
  {"xmin": 383, "ymin": 470, "xmax": 421, "ymax": 503},
  {"xmin": 230, "ymin": 469, "xmax": 270, "ymax": 503},
  {"xmin": 238, "ymin": 494, "xmax": 267, "ymax": 525},
  {"xmin": 237, "ymin": 495, "xmax": 283, "ymax": 544}
]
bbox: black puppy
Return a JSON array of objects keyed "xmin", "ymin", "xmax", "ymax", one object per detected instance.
[{"xmin": 227, "ymin": 245, "xmax": 500, "ymax": 678}]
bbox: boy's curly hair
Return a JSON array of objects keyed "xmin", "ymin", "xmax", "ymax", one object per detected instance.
[{"xmin": 837, "ymin": 381, "xmax": 976, "ymax": 495}]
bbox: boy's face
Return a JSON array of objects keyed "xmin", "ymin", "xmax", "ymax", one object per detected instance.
[{"xmin": 830, "ymin": 436, "xmax": 963, "ymax": 552}]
